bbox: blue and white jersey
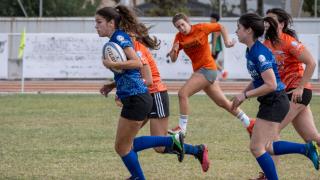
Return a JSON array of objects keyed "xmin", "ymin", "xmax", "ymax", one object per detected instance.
[
  {"xmin": 245, "ymin": 41, "xmax": 285, "ymax": 91},
  {"xmin": 109, "ymin": 29, "xmax": 148, "ymax": 99}
]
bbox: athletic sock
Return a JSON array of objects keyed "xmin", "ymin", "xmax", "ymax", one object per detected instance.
[
  {"xmin": 236, "ymin": 111, "xmax": 250, "ymax": 127},
  {"xmin": 162, "ymin": 143, "xmax": 198, "ymax": 155},
  {"xmin": 133, "ymin": 136, "xmax": 172, "ymax": 153},
  {"xmin": 256, "ymin": 152, "xmax": 278, "ymax": 180},
  {"xmin": 184, "ymin": 143, "xmax": 199, "ymax": 155},
  {"xmin": 273, "ymin": 141, "xmax": 307, "ymax": 155},
  {"xmin": 121, "ymin": 150, "xmax": 145, "ymax": 180},
  {"xmin": 179, "ymin": 114, "xmax": 188, "ymax": 131}
]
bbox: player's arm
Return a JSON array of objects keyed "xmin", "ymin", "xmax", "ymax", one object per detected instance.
[
  {"xmin": 247, "ymin": 69, "xmax": 277, "ymax": 98},
  {"xmin": 167, "ymin": 42, "xmax": 179, "ymax": 63},
  {"xmin": 242, "ymin": 81, "xmax": 254, "ymax": 94},
  {"xmin": 296, "ymin": 48, "xmax": 316, "ymax": 89},
  {"xmin": 232, "ymin": 69, "xmax": 276, "ymax": 110},
  {"xmin": 104, "ymin": 46, "xmax": 142, "ymax": 70},
  {"xmin": 212, "ymin": 33, "xmax": 218, "ymax": 55},
  {"xmin": 100, "ymin": 81, "xmax": 116, "ymax": 97},
  {"xmin": 219, "ymin": 24, "xmax": 236, "ymax": 48},
  {"xmin": 140, "ymin": 64, "xmax": 153, "ymax": 86}
]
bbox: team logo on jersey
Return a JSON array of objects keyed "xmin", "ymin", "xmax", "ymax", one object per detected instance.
[
  {"xmin": 136, "ymin": 51, "xmax": 142, "ymax": 58},
  {"xmin": 258, "ymin": 55, "xmax": 266, "ymax": 63},
  {"xmin": 116, "ymin": 35, "xmax": 125, "ymax": 42},
  {"xmin": 291, "ymin": 41, "xmax": 298, "ymax": 47}
]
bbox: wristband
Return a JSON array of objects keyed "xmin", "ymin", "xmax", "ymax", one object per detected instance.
[{"xmin": 244, "ymin": 91, "xmax": 248, "ymax": 99}]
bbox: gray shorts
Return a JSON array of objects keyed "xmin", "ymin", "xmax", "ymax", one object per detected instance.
[{"xmin": 196, "ymin": 68, "xmax": 218, "ymax": 83}]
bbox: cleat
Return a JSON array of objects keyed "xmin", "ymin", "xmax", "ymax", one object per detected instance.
[
  {"xmin": 195, "ymin": 144, "xmax": 210, "ymax": 172},
  {"xmin": 168, "ymin": 125, "xmax": 186, "ymax": 136},
  {"xmin": 171, "ymin": 132, "xmax": 185, "ymax": 162},
  {"xmin": 247, "ymin": 118, "xmax": 255, "ymax": 137},
  {"xmin": 249, "ymin": 172, "xmax": 267, "ymax": 180},
  {"xmin": 305, "ymin": 141, "xmax": 320, "ymax": 170}
]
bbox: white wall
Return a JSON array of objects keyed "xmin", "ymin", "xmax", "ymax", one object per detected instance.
[{"xmin": 1, "ymin": 17, "xmax": 319, "ymax": 79}]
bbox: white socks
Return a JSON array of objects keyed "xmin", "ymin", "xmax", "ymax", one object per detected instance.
[
  {"xmin": 179, "ymin": 114, "xmax": 188, "ymax": 131},
  {"xmin": 236, "ymin": 111, "xmax": 250, "ymax": 128}
]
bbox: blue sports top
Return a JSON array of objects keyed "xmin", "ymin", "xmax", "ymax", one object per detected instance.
[
  {"xmin": 245, "ymin": 40, "xmax": 285, "ymax": 91},
  {"xmin": 108, "ymin": 29, "xmax": 148, "ymax": 99}
]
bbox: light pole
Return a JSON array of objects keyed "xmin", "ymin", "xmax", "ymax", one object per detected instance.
[{"xmin": 39, "ymin": 0, "xmax": 43, "ymax": 17}]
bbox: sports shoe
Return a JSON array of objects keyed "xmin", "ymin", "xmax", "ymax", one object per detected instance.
[
  {"xmin": 249, "ymin": 172, "xmax": 267, "ymax": 180},
  {"xmin": 305, "ymin": 141, "xmax": 320, "ymax": 170},
  {"xmin": 195, "ymin": 144, "xmax": 210, "ymax": 172},
  {"xmin": 168, "ymin": 125, "xmax": 186, "ymax": 136},
  {"xmin": 247, "ymin": 118, "xmax": 255, "ymax": 137},
  {"xmin": 171, "ymin": 132, "xmax": 185, "ymax": 162}
]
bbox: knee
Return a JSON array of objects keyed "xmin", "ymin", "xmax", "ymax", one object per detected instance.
[
  {"xmin": 178, "ymin": 90, "xmax": 187, "ymax": 100},
  {"xmin": 114, "ymin": 142, "xmax": 130, "ymax": 156},
  {"xmin": 250, "ymin": 143, "xmax": 265, "ymax": 157}
]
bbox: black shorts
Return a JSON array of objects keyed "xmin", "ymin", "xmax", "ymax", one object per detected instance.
[
  {"xmin": 148, "ymin": 91, "xmax": 170, "ymax": 119},
  {"xmin": 120, "ymin": 92, "xmax": 153, "ymax": 121},
  {"xmin": 286, "ymin": 88, "xmax": 312, "ymax": 106},
  {"xmin": 256, "ymin": 90, "xmax": 289, "ymax": 123}
]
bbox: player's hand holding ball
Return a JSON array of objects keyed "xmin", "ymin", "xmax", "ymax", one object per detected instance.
[{"xmin": 102, "ymin": 42, "xmax": 127, "ymax": 73}]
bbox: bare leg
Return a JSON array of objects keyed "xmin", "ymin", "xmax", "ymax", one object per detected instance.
[
  {"xmin": 250, "ymin": 118, "xmax": 279, "ymax": 157},
  {"xmin": 203, "ymin": 81, "xmax": 244, "ymax": 117},
  {"xmin": 115, "ymin": 117, "xmax": 143, "ymax": 156},
  {"xmin": 279, "ymin": 102, "xmax": 305, "ymax": 130},
  {"xmin": 150, "ymin": 117, "xmax": 169, "ymax": 153},
  {"xmin": 292, "ymin": 106, "xmax": 320, "ymax": 145},
  {"xmin": 270, "ymin": 102, "xmax": 304, "ymax": 166},
  {"xmin": 178, "ymin": 72, "xmax": 210, "ymax": 115}
]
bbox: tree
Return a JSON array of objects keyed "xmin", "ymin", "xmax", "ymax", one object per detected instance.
[
  {"xmin": 0, "ymin": 0, "xmax": 100, "ymax": 17},
  {"xmin": 143, "ymin": 0, "xmax": 189, "ymax": 16},
  {"xmin": 302, "ymin": 0, "xmax": 319, "ymax": 17},
  {"xmin": 209, "ymin": 0, "xmax": 220, "ymax": 14},
  {"xmin": 257, "ymin": 0, "xmax": 263, "ymax": 16},
  {"xmin": 240, "ymin": 0, "xmax": 247, "ymax": 14}
]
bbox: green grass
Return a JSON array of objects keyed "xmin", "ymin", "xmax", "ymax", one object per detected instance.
[{"xmin": 0, "ymin": 94, "xmax": 319, "ymax": 179}]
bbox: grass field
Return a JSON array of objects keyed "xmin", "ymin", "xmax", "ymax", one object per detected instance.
[{"xmin": 0, "ymin": 94, "xmax": 319, "ymax": 179}]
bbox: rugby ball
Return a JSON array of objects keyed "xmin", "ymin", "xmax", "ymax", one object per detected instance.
[{"xmin": 102, "ymin": 42, "xmax": 127, "ymax": 73}]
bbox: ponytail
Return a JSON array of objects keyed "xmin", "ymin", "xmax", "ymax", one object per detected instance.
[
  {"xmin": 116, "ymin": 5, "xmax": 160, "ymax": 50},
  {"xmin": 263, "ymin": 17, "xmax": 280, "ymax": 47},
  {"xmin": 266, "ymin": 8, "xmax": 298, "ymax": 40}
]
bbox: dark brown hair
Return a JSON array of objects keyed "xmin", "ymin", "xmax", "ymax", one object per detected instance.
[
  {"xmin": 266, "ymin": 8, "xmax": 298, "ymax": 40},
  {"xmin": 263, "ymin": 16, "xmax": 281, "ymax": 47},
  {"xmin": 96, "ymin": 5, "xmax": 160, "ymax": 50},
  {"xmin": 238, "ymin": 13, "xmax": 265, "ymax": 40}
]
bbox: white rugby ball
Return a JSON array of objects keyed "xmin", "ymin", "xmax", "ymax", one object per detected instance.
[{"xmin": 102, "ymin": 42, "xmax": 127, "ymax": 73}]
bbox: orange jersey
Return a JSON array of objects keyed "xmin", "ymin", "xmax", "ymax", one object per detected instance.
[
  {"xmin": 174, "ymin": 23, "xmax": 221, "ymax": 71},
  {"xmin": 133, "ymin": 40, "xmax": 167, "ymax": 93},
  {"xmin": 263, "ymin": 33, "xmax": 311, "ymax": 90}
]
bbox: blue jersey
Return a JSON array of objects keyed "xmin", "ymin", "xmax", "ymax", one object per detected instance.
[
  {"xmin": 109, "ymin": 29, "xmax": 148, "ymax": 99},
  {"xmin": 245, "ymin": 41, "xmax": 285, "ymax": 91}
]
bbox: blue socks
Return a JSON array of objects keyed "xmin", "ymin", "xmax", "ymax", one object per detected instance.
[
  {"xmin": 184, "ymin": 143, "xmax": 199, "ymax": 155},
  {"xmin": 256, "ymin": 141, "xmax": 308, "ymax": 180},
  {"xmin": 273, "ymin": 141, "xmax": 307, "ymax": 155},
  {"xmin": 121, "ymin": 150, "xmax": 145, "ymax": 180},
  {"xmin": 256, "ymin": 152, "xmax": 278, "ymax": 180},
  {"xmin": 163, "ymin": 143, "xmax": 199, "ymax": 156},
  {"xmin": 133, "ymin": 136, "xmax": 173, "ymax": 153}
]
